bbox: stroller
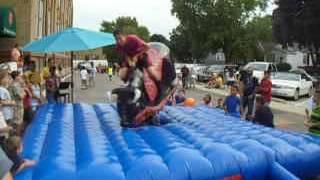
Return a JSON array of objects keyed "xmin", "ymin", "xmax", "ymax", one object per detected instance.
[{"xmin": 112, "ymin": 42, "xmax": 176, "ymax": 127}]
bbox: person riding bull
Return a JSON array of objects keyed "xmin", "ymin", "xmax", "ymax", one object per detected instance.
[
  {"xmin": 113, "ymin": 29, "xmax": 174, "ymax": 127},
  {"xmin": 114, "ymin": 29, "xmax": 160, "ymax": 83}
]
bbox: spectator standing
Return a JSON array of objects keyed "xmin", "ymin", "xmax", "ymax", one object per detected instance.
[
  {"xmin": 45, "ymin": 66, "xmax": 59, "ymax": 103},
  {"xmin": 7, "ymin": 71, "xmax": 25, "ymax": 135},
  {"xmin": 0, "ymin": 70, "xmax": 15, "ymax": 126},
  {"xmin": 181, "ymin": 65, "xmax": 189, "ymax": 89},
  {"xmin": 88, "ymin": 62, "xmax": 96, "ymax": 87},
  {"xmin": 22, "ymin": 75, "xmax": 33, "ymax": 128},
  {"xmin": 305, "ymin": 89, "xmax": 320, "ymax": 120},
  {"xmin": 29, "ymin": 73, "xmax": 43, "ymax": 112},
  {"xmin": 239, "ymin": 69, "xmax": 259, "ymax": 119},
  {"xmin": 10, "ymin": 44, "xmax": 21, "ymax": 63},
  {"xmin": 251, "ymin": 96, "xmax": 274, "ymax": 128},
  {"xmin": 0, "ymin": 147, "xmax": 13, "ymax": 180},
  {"xmin": 226, "ymin": 69, "xmax": 236, "ymax": 87},
  {"xmin": 80, "ymin": 66, "xmax": 88, "ymax": 89},
  {"xmin": 0, "ymin": 113, "xmax": 12, "ymax": 146},
  {"xmin": 189, "ymin": 68, "xmax": 196, "ymax": 89},
  {"xmin": 224, "ymin": 85, "xmax": 241, "ymax": 117},
  {"xmin": 259, "ymin": 71, "xmax": 272, "ymax": 106},
  {"xmin": 304, "ymin": 89, "xmax": 320, "ymax": 132},
  {"xmin": 108, "ymin": 66, "xmax": 113, "ymax": 81}
]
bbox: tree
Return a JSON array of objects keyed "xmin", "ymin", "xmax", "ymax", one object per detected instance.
[
  {"xmin": 100, "ymin": 16, "xmax": 151, "ymax": 62},
  {"xmin": 171, "ymin": 0, "xmax": 269, "ymax": 62},
  {"xmin": 273, "ymin": 0, "xmax": 320, "ymax": 65},
  {"xmin": 169, "ymin": 25, "xmax": 193, "ymax": 62},
  {"xmin": 150, "ymin": 34, "xmax": 170, "ymax": 46}
]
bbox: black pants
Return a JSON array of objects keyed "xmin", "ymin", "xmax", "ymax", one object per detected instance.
[{"xmin": 242, "ymin": 95, "xmax": 255, "ymax": 119}]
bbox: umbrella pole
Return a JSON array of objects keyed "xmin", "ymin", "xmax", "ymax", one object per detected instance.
[{"xmin": 71, "ymin": 51, "xmax": 74, "ymax": 103}]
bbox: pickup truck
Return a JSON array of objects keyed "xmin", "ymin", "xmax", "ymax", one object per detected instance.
[{"xmin": 243, "ymin": 62, "xmax": 278, "ymax": 82}]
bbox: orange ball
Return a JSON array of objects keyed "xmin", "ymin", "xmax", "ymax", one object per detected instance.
[{"xmin": 184, "ymin": 98, "xmax": 196, "ymax": 107}]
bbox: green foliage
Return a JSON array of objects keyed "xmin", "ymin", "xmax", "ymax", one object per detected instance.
[
  {"xmin": 150, "ymin": 34, "xmax": 170, "ymax": 46},
  {"xmin": 100, "ymin": 16, "xmax": 151, "ymax": 61},
  {"xmin": 170, "ymin": 0, "xmax": 270, "ymax": 62},
  {"xmin": 277, "ymin": 62, "xmax": 292, "ymax": 72},
  {"xmin": 273, "ymin": 0, "xmax": 320, "ymax": 65}
]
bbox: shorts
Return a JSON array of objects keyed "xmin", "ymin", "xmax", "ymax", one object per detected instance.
[{"xmin": 227, "ymin": 81, "xmax": 236, "ymax": 86}]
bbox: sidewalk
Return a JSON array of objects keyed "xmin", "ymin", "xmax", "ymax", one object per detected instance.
[{"xmin": 195, "ymin": 84, "xmax": 305, "ymax": 116}]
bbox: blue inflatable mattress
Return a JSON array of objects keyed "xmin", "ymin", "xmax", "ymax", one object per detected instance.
[{"xmin": 16, "ymin": 104, "xmax": 320, "ymax": 180}]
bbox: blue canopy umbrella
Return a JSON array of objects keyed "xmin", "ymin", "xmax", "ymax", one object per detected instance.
[{"xmin": 22, "ymin": 27, "xmax": 116, "ymax": 102}]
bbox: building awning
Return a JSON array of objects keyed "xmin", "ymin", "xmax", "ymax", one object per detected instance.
[{"xmin": 0, "ymin": 7, "xmax": 16, "ymax": 37}]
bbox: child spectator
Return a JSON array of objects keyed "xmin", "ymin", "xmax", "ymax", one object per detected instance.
[
  {"xmin": 251, "ymin": 96, "xmax": 274, "ymax": 128},
  {"xmin": 258, "ymin": 71, "xmax": 272, "ymax": 106},
  {"xmin": 0, "ymin": 110, "xmax": 12, "ymax": 147},
  {"xmin": 226, "ymin": 69, "xmax": 236, "ymax": 87},
  {"xmin": 5, "ymin": 136, "xmax": 35, "ymax": 175},
  {"xmin": 224, "ymin": 85, "xmax": 241, "ymax": 117},
  {"xmin": 29, "ymin": 73, "xmax": 43, "ymax": 112},
  {"xmin": 88, "ymin": 62, "xmax": 96, "ymax": 87},
  {"xmin": 22, "ymin": 75, "xmax": 33, "ymax": 128},
  {"xmin": 216, "ymin": 98, "xmax": 224, "ymax": 109},
  {"xmin": 166, "ymin": 89, "xmax": 186, "ymax": 106},
  {"xmin": 0, "ymin": 70, "xmax": 16, "ymax": 126},
  {"xmin": 305, "ymin": 89, "xmax": 320, "ymax": 120},
  {"xmin": 80, "ymin": 66, "xmax": 88, "ymax": 89},
  {"xmin": 175, "ymin": 89, "xmax": 186, "ymax": 105},
  {"xmin": 46, "ymin": 66, "xmax": 59, "ymax": 103},
  {"xmin": 202, "ymin": 94, "xmax": 212, "ymax": 107},
  {"xmin": 8, "ymin": 71, "xmax": 25, "ymax": 136},
  {"xmin": 304, "ymin": 88, "xmax": 320, "ymax": 131}
]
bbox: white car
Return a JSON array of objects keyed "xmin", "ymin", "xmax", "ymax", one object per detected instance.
[
  {"xmin": 272, "ymin": 72, "xmax": 313, "ymax": 100},
  {"xmin": 243, "ymin": 62, "xmax": 278, "ymax": 82}
]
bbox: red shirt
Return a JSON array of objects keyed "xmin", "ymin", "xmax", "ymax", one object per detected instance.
[
  {"xmin": 260, "ymin": 78, "xmax": 272, "ymax": 103},
  {"xmin": 116, "ymin": 35, "xmax": 147, "ymax": 58},
  {"xmin": 116, "ymin": 35, "xmax": 152, "ymax": 69}
]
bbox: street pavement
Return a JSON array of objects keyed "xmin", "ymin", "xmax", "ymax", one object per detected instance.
[{"xmin": 74, "ymin": 72, "xmax": 308, "ymax": 132}]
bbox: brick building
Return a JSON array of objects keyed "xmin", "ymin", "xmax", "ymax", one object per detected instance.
[{"xmin": 0, "ymin": 0, "xmax": 73, "ymax": 69}]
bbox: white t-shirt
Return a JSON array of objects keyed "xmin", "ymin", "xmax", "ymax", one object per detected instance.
[
  {"xmin": 0, "ymin": 87, "xmax": 13, "ymax": 121},
  {"xmin": 31, "ymin": 84, "xmax": 41, "ymax": 108},
  {"xmin": 80, "ymin": 69, "xmax": 88, "ymax": 80}
]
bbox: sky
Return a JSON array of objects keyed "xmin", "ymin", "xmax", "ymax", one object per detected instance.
[
  {"xmin": 73, "ymin": 0, "xmax": 179, "ymax": 38},
  {"xmin": 73, "ymin": 0, "xmax": 275, "ymax": 38}
]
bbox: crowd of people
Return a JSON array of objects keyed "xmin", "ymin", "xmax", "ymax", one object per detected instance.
[
  {"xmin": 0, "ymin": 44, "xmax": 69, "ymax": 179},
  {"xmin": 171, "ymin": 69, "xmax": 275, "ymax": 128},
  {"xmin": 80, "ymin": 62, "xmax": 116, "ymax": 90}
]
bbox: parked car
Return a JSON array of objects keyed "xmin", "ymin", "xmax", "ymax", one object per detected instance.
[
  {"xmin": 197, "ymin": 65, "xmax": 225, "ymax": 82},
  {"xmin": 290, "ymin": 68, "xmax": 319, "ymax": 86},
  {"xmin": 272, "ymin": 72, "xmax": 313, "ymax": 100},
  {"xmin": 243, "ymin": 62, "xmax": 278, "ymax": 82}
]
